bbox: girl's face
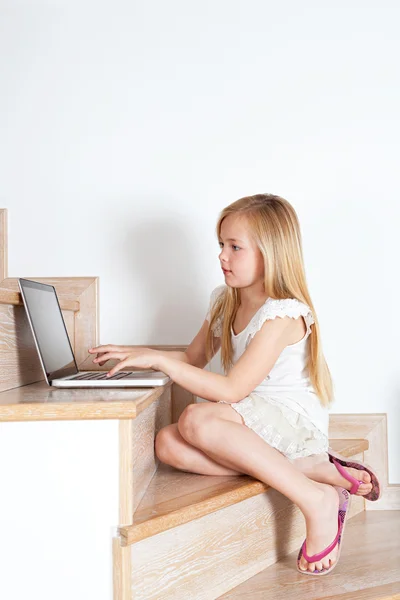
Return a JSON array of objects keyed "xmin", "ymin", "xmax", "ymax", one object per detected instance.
[{"xmin": 218, "ymin": 215, "xmax": 265, "ymax": 288}]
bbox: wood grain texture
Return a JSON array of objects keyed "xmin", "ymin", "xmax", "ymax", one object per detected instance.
[
  {"xmin": 0, "ymin": 379, "xmax": 173, "ymax": 422},
  {"xmin": 0, "ymin": 276, "xmax": 97, "ymax": 393},
  {"xmin": 113, "ymin": 537, "xmax": 131, "ymax": 600},
  {"xmin": 171, "ymin": 382, "xmax": 195, "ymax": 422},
  {"xmin": 119, "ymin": 386, "xmax": 172, "ymax": 526},
  {"xmin": 322, "ymin": 586, "xmax": 400, "ymax": 600},
  {"xmin": 0, "ymin": 301, "xmax": 77, "ymax": 392},
  {"xmin": 130, "ymin": 487, "xmax": 306, "ymax": 600},
  {"xmin": 0, "ymin": 302, "xmax": 46, "ymax": 391},
  {"xmin": 120, "ymin": 419, "xmax": 134, "ymax": 526},
  {"xmin": 220, "ymin": 510, "xmax": 400, "ymax": 599},
  {"xmin": 128, "ymin": 469, "xmax": 365, "ymax": 600},
  {"xmin": 74, "ymin": 277, "xmax": 98, "ymax": 367},
  {"xmin": 0, "ymin": 277, "xmax": 81, "ymax": 310},
  {"xmin": 119, "ymin": 441, "xmax": 367, "ymax": 546},
  {"xmin": 131, "ymin": 385, "xmax": 172, "ymax": 514}
]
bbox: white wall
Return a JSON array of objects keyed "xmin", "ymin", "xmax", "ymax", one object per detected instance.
[
  {"xmin": 0, "ymin": 420, "xmax": 119, "ymax": 600},
  {"xmin": 1, "ymin": 1, "xmax": 399, "ymax": 597}
]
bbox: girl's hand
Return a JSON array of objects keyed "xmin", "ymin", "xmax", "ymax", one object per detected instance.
[
  {"xmin": 88, "ymin": 345, "xmax": 161, "ymax": 376},
  {"xmin": 88, "ymin": 345, "xmax": 149, "ymax": 367}
]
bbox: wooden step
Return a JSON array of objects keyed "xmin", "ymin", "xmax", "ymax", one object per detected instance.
[
  {"xmin": 120, "ymin": 438, "xmax": 368, "ymax": 545},
  {"xmin": 121, "ymin": 440, "xmax": 368, "ymax": 599},
  {"xmin": 218, "ymin": 510, "xmax": 400, "ymax": 599}
]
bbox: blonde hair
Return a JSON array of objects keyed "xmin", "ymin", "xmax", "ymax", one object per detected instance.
[{"xmin": 205, "ymin": 193, "xmax": 334, "ymax": 409}]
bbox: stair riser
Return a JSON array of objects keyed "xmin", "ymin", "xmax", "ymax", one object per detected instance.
[
  {"xmin": 120, "ymin": 387, "xmax": 172, "ymax": 526},
  {"xmin": 129, "ymin": 473, "xmax": 364, "ymax": 600}
]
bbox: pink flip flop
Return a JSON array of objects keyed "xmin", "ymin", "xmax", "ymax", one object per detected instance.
[
  {"xmin": 297, "ymin": 486, "xmax": 351, "ymax": 576},
  {"xmin": 327, "ymin": 448, "xmax": 382, "ymax": 502}
]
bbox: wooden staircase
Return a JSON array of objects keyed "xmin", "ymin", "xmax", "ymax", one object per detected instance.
[
  {"xmin": 113, "ymin": 381, "xmax": 399, "ymax": 600},
  {"xmin": 0, "ymin": 208, "xmax": 397, "ymax": 599},
  {"xmin": 219, "ymin": 510, "xmax": 400, "ymax": 599}
]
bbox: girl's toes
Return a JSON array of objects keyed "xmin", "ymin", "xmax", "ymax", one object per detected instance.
[
  {"xmin": 358, "ymin": 482, "xmax": 373, "ymax": 495},
  {"xmin": 298, "ymin": 558, "xmax": 308, "ymax": 571},
  {"xmin": 322, "ymin": 558, "xmax": 331, "ymax": 570},
  {"xmin": 362, "ymin": 471, "xmax": 371, "ymax": 483}
]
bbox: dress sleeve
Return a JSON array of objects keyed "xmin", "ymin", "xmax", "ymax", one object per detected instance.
[
  {"xmin": 205, "ymin": 285, "xmax": 226, "ymax": 337},
  {"xmin": 246, "ymin": 297, "xmax": 315, "ymax": 343}
]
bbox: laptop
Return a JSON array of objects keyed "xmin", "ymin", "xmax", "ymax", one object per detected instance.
[{"xmin": 18, "ymin": 278, "xmax": 171, "ymax": 388}]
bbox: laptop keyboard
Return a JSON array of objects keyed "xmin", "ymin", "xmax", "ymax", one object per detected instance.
[{"xmin": 68, "ymin": 372, "xmax": 133, "ymax": 381}]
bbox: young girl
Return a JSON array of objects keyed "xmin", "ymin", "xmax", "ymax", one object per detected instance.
[{"xmin": 89, "ymin": 193, "xmax": 381, "ymax": 576}]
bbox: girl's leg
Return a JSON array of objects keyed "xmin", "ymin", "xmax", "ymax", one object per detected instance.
[
  {"xmin": 155, "ymin": 423, "xmax": 244, "ymax": 476},
  {"xmin": 177, "ymin": 403, "xmax": 342, "ymax": 574},
  {"xmin": 291, "ymin": 453, "xmax": 373, "ymax": 496},
  {"xmin": 156, "ymin": 421, "xmax": 372, "ymax": 493}
]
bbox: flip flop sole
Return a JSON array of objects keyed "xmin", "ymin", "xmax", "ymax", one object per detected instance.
[
  {"xmin": 327, "ymin": 448, "xmax": 382, "ymax": 502},
  {"xmin": 297, "ymin": 486, "xmax": 351, "ymax": 576}
]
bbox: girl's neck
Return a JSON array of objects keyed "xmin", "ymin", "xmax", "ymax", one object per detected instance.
[{"xmin": 239, "ymin": 290, "xmax": 269, "ymax": 311}]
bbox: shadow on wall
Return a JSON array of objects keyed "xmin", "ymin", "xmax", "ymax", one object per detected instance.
[{"xmin": 110, "ymin": 202, "xmax": 224, "ymax": 404}]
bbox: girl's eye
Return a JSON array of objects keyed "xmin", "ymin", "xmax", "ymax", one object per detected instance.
[{"xmin": 218, "ymin": 242, "xmax": 240, "ymax": 251}]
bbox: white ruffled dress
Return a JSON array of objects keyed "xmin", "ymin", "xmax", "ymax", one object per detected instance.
[{"xmin": 205, "ymin": 285, "xmax": 330, "ymax": 463}]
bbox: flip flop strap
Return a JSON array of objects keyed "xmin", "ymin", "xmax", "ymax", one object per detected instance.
[
  {"xmin": 332, "ymin": 457, "xmax": 363, "ymax": 494},
  {"xmin": 301, "ymin": 513, "xmax": 341, "ymax": 562}
]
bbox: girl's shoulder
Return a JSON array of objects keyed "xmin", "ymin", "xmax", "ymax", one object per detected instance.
[
  {"xmin": 247, "ymin": 296, "xmax": 314, "ymax": 341},
  {"xmin": 263, "ymin": 296, "xmax": 313, "ymax": 320}
]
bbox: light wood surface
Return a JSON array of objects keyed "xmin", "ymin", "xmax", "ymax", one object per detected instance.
[
  {"xmin": 0, "ymin": 275, "xmax": 98, "ymax": 392},
  {"xmin": 322, "ymin": 586, "xmax": 400, "ymax": 600},
  {"xmin": 119, "ymin": 439, "xmax": 368, "ymax": 546},
  {"xmin": 171, "ymin": 381, "xmax": 196, "ymax": 422},
  {"xmin": 0, "ymin": 280, "xmax": 80, "ymax": 311},
  {"xmin": 119, "ymin": 385, "xmax": 172, "ymax": 525},
  {"xmin": 0, "ymin": 379, "xmax": 173, "ymax": 421},
  {"xmin": 219, "ymin": 510, "xmax": 400, "ymax": 599},
  {"xmin": 112, "ymin": 538, "xmax": 131, "ymax": 600},
  {"xmin": 128, "ymin": 451, "xmax": 365, "ymax": 600},
  {"xmin": 119, "ymin": 419, "xmax": 135, "ymax": 526}
]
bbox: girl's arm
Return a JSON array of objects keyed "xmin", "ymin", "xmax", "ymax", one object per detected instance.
[
  {"xmin": 154, "ymin": 354, "xmax": 233, "ymax": 403},
  {"xmin": 151, "ymin": 317, "xmax": 221, "ymax": 368},
  {"xmin": 155, "ymin": 316, "xmax": 295, "ymax": 404},
  {"xmin": 153, "ymin": 319, "xmax": 227, "ymax": 403},
  {"xmin": 152, "ymin": 350, "xmax": 191, "ymax": 363}
]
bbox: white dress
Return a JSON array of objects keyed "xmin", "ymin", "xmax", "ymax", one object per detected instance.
[{"xmin": 205, "ymin": 285, "xmax": 330, "ymax": 463}]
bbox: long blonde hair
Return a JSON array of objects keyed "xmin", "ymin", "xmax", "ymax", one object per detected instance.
[{"xmin": 205, "ymin": 193, "xmax": 334, "ymax": 409}]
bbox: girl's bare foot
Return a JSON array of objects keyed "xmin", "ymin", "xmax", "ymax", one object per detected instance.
[
  {"xmin": 298, "ymin": 483, "xmax": 340, "ymax": 573},
  {"xmin": 293, "ymin": 453, "xmax": 372, "ymax": 496},
  {"xmin": 329, "ymin": 461, "xmax": 372, "ymax": 495}
]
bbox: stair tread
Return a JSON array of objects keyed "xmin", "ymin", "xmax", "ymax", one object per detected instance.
[
  {"xmin": 219, "ymin": 510, "xmax": 400, "ymax": 599},
  {"xmin": 119, "ymin": 438, "xmax": 368, "ymax": 545}
]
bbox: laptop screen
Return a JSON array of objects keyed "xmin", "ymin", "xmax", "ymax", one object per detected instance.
[{"xmin": 18, "ymin": 279, "xmax": 78, "ymax": 381}]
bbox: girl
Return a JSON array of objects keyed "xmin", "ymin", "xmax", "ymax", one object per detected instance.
[{"xmin": 89, "ymin": 193, "xmax": 381, "ymax": 576}]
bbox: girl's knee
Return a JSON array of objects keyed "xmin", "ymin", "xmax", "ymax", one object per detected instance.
[
  {"xmin": 155, "ymin": 425, "xmax": 175, "ymax": 462},
  {"xmin": 178, "ymin": 404, "xmax": 209, "ymax": 445}
]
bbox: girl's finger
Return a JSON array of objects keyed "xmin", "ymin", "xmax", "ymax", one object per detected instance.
[
  {"xmin": 94, "ymin": 352, "xmax": 115, "ymax": 361},
  {"xmin": 89, "ymin": 345, "xmax": 114, "ymax": 353},
  {"xmin": 93, "ymin": 354, "xmax": 107, "ymax": 364},
  {"xmin": 93, "ymin": 352, "xmax": 127, "ymax": 363},
  {"xmin": 107, "ymin": 363, "xmax": 123, "ymax": 377}
]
